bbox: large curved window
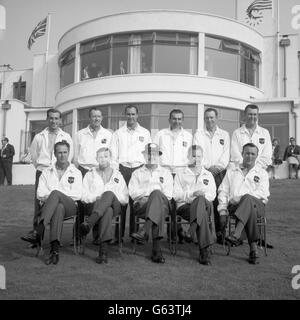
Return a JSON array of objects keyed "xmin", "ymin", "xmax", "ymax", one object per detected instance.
[
  {"xmin": 78, "ymin": 31, "xmax": 198, "ymax": 82},
  {"xmin": 59, "ymin": 47, "xmax": 75, "ymax": 88},
  {"xmin": 205, "ymin": 35, "xmax": 260, "ymax": 87}
]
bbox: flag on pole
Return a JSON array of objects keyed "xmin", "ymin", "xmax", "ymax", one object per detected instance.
[{"xmin": 27, "ymin": 16, "xmax": 47, "ymax": 50}]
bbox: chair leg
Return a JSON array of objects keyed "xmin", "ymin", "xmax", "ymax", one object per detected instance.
[
  {"xmin": 117, "ymin": 216, "xmax": 122, "ymax": 255},
  {"xmin": 263, "ymin": 218, "xmax": 267, "ymax": 256}
]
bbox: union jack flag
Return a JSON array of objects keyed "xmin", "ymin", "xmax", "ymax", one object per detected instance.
[{"xmin": 27, "ymin": 17, "xmax": 47, "ymax": 50}]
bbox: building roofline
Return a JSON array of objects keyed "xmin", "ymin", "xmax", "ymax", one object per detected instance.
[{"xmin": 58, "ymin": 9, "xmax": 263, "ymax": 48}]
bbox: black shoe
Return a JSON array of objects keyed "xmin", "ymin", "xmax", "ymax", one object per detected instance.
[
  {"xmin": 45, "ymin": 251, "xmax": 59, "ymax": 265},
  {"xmin": 248, "ymin": 251, "xmax": 259, "ymax": 264},
  {"xmin": 92, "ymin": 239, "xmax": 100, "ymax": 246},
  {"xmin": 79, "ymin": 223, "xmax": 90, "ymax": 237},
  {"xmin": 225, "ymin": 234, "xmax": 240, "ymax": 247},
  {"xmin": 21, "ymin": 230, "xmax": 41, "ymax": 246},
  {"xmin": 151, "ymin": 250, "xmax": 165, "ymax": 264},
  {"xmin": 199, "ymin": 247, "xmax": 211, "ymax": 266},
  {"xmin": 131, "ymin": 230, "xmax": 149, "ymax": 244},
  {"xmin": 96, "ymin": 250, "xmax": 108, "ymax": 264},
  {"xmin": 259, "ymin": 240, "xmax": 274, "ymax": 249}
]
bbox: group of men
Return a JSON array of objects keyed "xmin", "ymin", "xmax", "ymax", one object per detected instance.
[{"xmin": 21, "ymin": 103, "xmax": 272, "ymax": 267}]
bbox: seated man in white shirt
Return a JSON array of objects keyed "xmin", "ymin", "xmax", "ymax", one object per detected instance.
[
  {"xmin": 21, "ymin": 140, "xmax": 82, "ymax": 265},
  {"xmin": 173, "ymin": 145, "xmax": 216, "ymax": 265},
  {"xmin": 193, "ymin": 108, "xmax": 230, "ymax": 244},
  {"xmin": 218, "ymin": 143, "xmax": 270, "ymax": 264},
  {"xmin": 129, "ymin": 143, "xmax": 173, "ymax": 263},
  {"xmin": 79, "ymin": 147, "xmax": 128, "ymax": 264}
]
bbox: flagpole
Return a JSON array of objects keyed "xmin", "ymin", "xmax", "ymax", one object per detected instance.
[
  {"xmin": 44, "ymin": 13, "xmax": 51, "ymax": 108},
  {"xmin": 276, "ymin": 0, "xmax": 280, "ymax": 97}
]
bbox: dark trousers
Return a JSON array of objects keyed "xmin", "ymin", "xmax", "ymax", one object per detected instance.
[
  {"xmin": 209, "ymin": 169, "xmax": 226, "ymax": 233},
  {"xmin": 40, "ymin": 190, "xmax": 77, "ymax": 243},
  {"xmin": 177, "ymin": 196, "xmax": 214, "ymax": 249},
  {"xmin": 0, "ymin": 159, "xmax": 13, "ymax": 185},
  {"xmin": 77, "ymin": 165, "xmax": 99, "ymax": 240},
  {"xmin": 133, "ymin": 190, "xmax": 171, "ymax": 239},
  {"xmin": 33, "ymin": 170, "xmax": 43, "ymax": 227},
  {"xmin": 118, "ymin": 164, "xmax": 143, "ymax": 238},
  {"xmin": 228, "ymin": 194, "xmax": 265, "ymax": 244},
  {"xmin": 89, "ymin": 191, "xmax": 122, "ymax": 243}
]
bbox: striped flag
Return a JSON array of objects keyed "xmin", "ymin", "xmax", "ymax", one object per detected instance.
[
  {"xmin": 27, "ymin": 17, "xmax": 47, "ymax": 50},
  {"xmin": 246, "ymin": 0, "xmax": 273, "ymax": 20}
]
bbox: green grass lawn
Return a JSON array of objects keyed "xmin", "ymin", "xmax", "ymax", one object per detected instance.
[{"xmin": 0, "ymin": 180, "xmax": 300, "ymax": 300}]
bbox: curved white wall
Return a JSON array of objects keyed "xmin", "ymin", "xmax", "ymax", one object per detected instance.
[
  {"xmin": 58, "ymin": 10, "xmax": 263, "ymax": 56},
  {"xmin": 56, "ymin": 74, "xmax": 264, "ymax": 113}
]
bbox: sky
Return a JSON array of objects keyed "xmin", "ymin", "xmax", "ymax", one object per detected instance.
[{"xmin": 0, "ymin": 0, "xmax": 236, "ymax": 70}]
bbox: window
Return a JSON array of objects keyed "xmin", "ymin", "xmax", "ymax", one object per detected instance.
[
  {"xmin": 205, "ymin": 35, "xmax": 260, "ymax": 87},
  {"xmin": 61, "ymin": 111, "xmax": 73, "ymax": 136},
  {"xmin": 77, "ymin": 31, "xmax": 198, "ymax": 84},
  {"xmin": 13, "ymin": 80, "xmax": 26, "ymax": 101},
  {"xmin": 59, "ymin": 47, "xmax": 75, "ymax": 88},
  {"xmin": 81, "ymin": 36, "xmax": 111, "ymax": 80}
]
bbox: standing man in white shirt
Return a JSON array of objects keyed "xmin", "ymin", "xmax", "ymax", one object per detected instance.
[
  {"xmin": 74, "ymin": 107, "xmax": 112, "ymax": 177},
  {"xmin": 80, "ymin": 147, "xmax": 128, "ymax": 264},
  {"xmin": 154, "ymin": 109, "xmax": 193, "ymax": 175},
  {"xmin": 22, "ymin": 108, "xmax": 73, "ymax": 241},
  {"xmin": 129, "ymin": 143, "xmax": 173, "ymax": 263},
  {"xmin": 173, "ymin": 145, "xmax": 216, "ymax": 265},
  {"xmin": 74, "ymin": 107, "xmax": 112, "ymax": 244},
  {"xmin": 21, "ymin": 140, "xmax": 82, "ymax": 265},
  {"xmin": 110, "ymin": 105, "xmax": 151, "ymax": 239},
  {"xmin": 218, "ymin": 143, "xmax": 270, "ymax": 264},
  {"xmin": 231, "ymin": 104, "xmax": 272, "ymax": 169},
  {"xmin": 193, "ymin": 108, "xmax": 230, "ymax": 244}
]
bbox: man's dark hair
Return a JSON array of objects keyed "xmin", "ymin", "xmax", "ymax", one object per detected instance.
[
  {"xmin": 244, "ymin": 104, "xmax": 259, "ymax": 113},
  {"xmin": 125, "ymin": 104, "xmax": 138, "ymax": 114},
  {"xmin": 205, "ymin": 108, "xmax": 218, "ymax": 117},
  {"xmin": 89, "ymin": 107, "xmax": 102, "ymax": 118},
  {"xmin": 47, "ymin": 108, "xmax": 61, "ymax": 119},
  {"xmin": 54, "ymin": 140, "xmax": 70, "ymax": 153},
  {"xmin": 242, "ymin": 142, "xmax": 259, "ymax": 154},
  {"xmin": 169, "ymin": 109, "xmax": 184, "ymax": 120},
  {"xmin": 2, "ymin": 137, "xmax": 9, "ymax": 143}
]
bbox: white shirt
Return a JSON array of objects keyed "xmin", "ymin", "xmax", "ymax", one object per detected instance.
[
  {"xmin": 173, "ymin": 167, "xmax": 216, "ymax": 208},
  {"xmin": 110, "ymin": 124, "xmax": 151, "ymax": 168},
  {"xmin": 74, "ymin": 126, "xmax": 112, "ymax": 170},
  {"xmin": 217, "ymin": 163, "xmax": 270, "ymax": 214},
  {"xmin": 81, "ymin": 168, "xmax": 129, "ymax": 205},
  {"xmin": 128, "ymin": 165, "xmax": 173, "ymax": 202},
  {"xmin": 193, "ymin": 126, "xmax": 230, "ymax": 170},
  {"xmin": 154, "ymin": 128, "xmax": 193, "ymax": 173},
  {"xmin": 37, "ymin": 163, "xmax": 82, "ymax": 202},
  {"xmin": 231, "ymin": 124, "xmax": 272, "ymax": 169},
  {"xmin": 30, "ymin": 128, "xmax": 74, "ymax": 172}
]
